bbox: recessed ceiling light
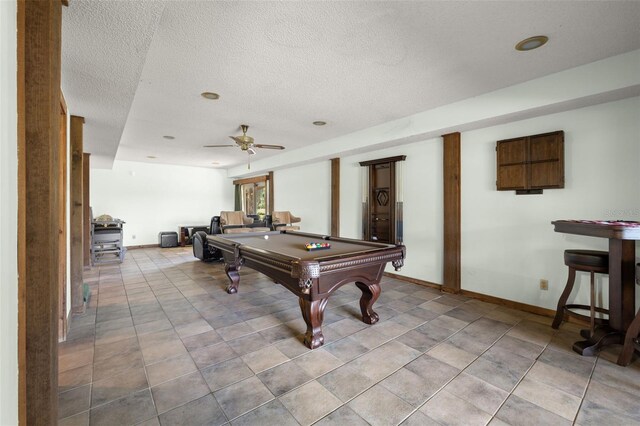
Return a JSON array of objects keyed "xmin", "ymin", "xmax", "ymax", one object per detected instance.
[
  {"xmin": 515, "ymin": 35, "xmax": 548, "ymax": 51},
  {"xmin": 163, "ymin": 135, "xmax": 175, "ymax": 140},
  {"xmin": 211, "ymin": 162, "xmax": 220, "ymax": 165},
  {"xmin": 313, "ymin": 121, "xmax": 327, "ymax": 126},
  {"xmin": 147, "ymin": 156, "xmax": 157, "ymax": 159},
  {"xmin": 201, "ymin": 92, "xmax": 220, "ymax": 100}
]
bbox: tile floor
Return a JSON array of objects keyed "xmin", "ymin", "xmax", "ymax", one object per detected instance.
[{"xmin": 58, "ymin": 246, "xmax": 640, "ymax": 425}]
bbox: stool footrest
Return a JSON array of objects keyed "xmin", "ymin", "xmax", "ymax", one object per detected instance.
[{"xmin": 563, "ymin": 304, "xmax": 609, "ymax": 324}]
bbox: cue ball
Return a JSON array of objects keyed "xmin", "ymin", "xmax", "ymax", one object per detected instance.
[{"xmin": 264, "ymin": 235, "xmax": 269, "ymax": 240}]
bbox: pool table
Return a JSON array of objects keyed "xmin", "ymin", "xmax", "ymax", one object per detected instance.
[{"xmin": 206, "ymin": 230, "xmax": 406, "ymax": 349}]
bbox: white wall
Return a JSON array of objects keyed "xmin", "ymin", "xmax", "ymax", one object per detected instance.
[
  {"xmin": 274, "ymin": 162, "xmax": 331, "ymax": 235},
  {"xmin": 462, "ymin": 97, "xmax": 640, "ymax": 310},
  {"xmin": 0, "ymin": 1, "xmax": 19, "ymax": 424},
  {"xmin": 264, "ymin": 97, "xmax": 640, "ymax": 312},
  {"xmin": 340, "ymin": 140, "xmax": 444, "ymax": 283},
  {"xmin": 91, "ymin": 161, "xmax": 234, "ymax": 246}
]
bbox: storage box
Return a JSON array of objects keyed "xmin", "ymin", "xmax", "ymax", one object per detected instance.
[{"xmin": 158, "ymin": 231, "xmax": 178, "ymax": 248}]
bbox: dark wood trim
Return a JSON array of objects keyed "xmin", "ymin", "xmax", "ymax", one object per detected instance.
[
  {"xmin": 459, "ymin": 289, "xmax": 557, "ymax": 319},
  {"xmin": 268, "ymin": 171, "xmax": 274, "ymax": 213},
  {"xmin": 58, "ymin": 93, "xmax": 68, "ymax": 340},
  {"xmin": 442, "ymin": 132, "xmax": 461, "ymax": 293},
  {"xmin": 359, "ymin": 155, "xmax": 406, "ymax": 167},
  {"xmin": 82, "ymin": 153, "xmax": 91, "ymax": 267},
  {"xmin": 232, "ymin": 175, "xmax": 267, "ymax": 186},
  {"xmin": 61, "ymin": 0, "xmax": 69, "ymax": 6},
  {"xmin": 70, "ymin": 116, "xmax": 85, "ymax": 313},
  {"xmin": 126, "ymin": 244, "xmax": 161, "ymax": 249},
  {"xmin": 330, "ymin": 158, "xmax": 340, "ymax": 237},
  {"xmin": 384, "ymin": 272, "xmax": 441, "ymax": 290},
  {"xmin": 17, "ymin": 1, "xmax": 26, "ymax": 422},
  {"xmin": 21, "ymin": 0, "xmax": 62, "ymax": 423},
  {"xmin": 386, "ymin": 274, "xmax": 589, "ymax": 325}
]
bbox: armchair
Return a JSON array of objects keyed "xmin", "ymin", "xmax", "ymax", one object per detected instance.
[{"xmin": 272, "ymin": 211, "xmax": 301, "ymax": 231}]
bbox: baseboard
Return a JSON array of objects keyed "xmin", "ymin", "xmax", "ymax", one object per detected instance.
[
  {"xmin": 384, "ymin": 272, "xmax": 441, "ymax": 290},
  {"xmin": 384, "ymin": 273, "xmax": 589, "ymax": 325},
  {"xmin": 458, "ymin": 289, "xmax": 556, "ymax": 318},
  {"xmin": 125, "ymin": 243, "xmax": 160, "ymax": 249}
]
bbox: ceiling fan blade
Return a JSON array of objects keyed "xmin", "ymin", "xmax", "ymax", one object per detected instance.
[
  {"xmin": 254, "ymin": 144, "xmax": 285, "ymax": 150},
  {"xmin": 203, "ymin": 144, "xmax": 235, "ymax": 148}
]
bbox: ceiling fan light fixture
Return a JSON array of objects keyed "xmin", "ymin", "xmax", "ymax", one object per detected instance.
[
  {"xmin": 313, "ymin": 121, "xmax": 327, "ymax": 126},
  {"xmin": 201, "ymin": 92, "xmax": 220, "ymax": 100},
  {"xmin": 515, "ymin": 35, "xmax": 548, "ymax": 51}
]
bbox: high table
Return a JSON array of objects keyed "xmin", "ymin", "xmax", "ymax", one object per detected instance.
[{"xmin": 552, "ymin": 220, "xmax": 640, "ymax": 365}]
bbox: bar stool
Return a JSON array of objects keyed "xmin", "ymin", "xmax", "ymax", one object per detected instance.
[{"xmin": 552, "ymin": 249, "xmax": 609, "ymax": 336}]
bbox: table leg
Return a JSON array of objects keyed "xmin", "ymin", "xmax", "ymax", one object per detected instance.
[
  {"xmin": 224, "ymin": 263, "xmax": 240, "ymax": 294},
  {"xmin": 618, "ymin": 310, "xmax": 640, "ymax": 366},
  {"xmin": 299, "ymin": 298, "xmax": 328, "ymax": 349},
  {"xmin": 608, "ymin": 239, "xmax": 636, "ymax": 331},
  {"xmin": 356, "ymin": 281, "xmax": 381, "ymax": 325}
]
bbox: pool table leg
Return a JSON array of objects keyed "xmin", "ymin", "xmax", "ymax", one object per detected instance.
[
  {"xmin": 299, "ymin": 298, "xmax": 328, "ymax": 349},
  {"xmin": 224, "ymin": 263, "xmax": 240, "ymax": 294},
  {"xmin": 356, "ymin": 281, "xmax": 381, "ymax": 325}
]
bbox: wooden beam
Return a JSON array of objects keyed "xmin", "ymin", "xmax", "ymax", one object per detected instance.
[
  {"xmin": 70, "ymin": 116, "xmax": 85, "ymax": 312},
  {"xmin": 21, "ymin": 0, "xmax": 62, "ymax": 423},
  {"xmin": 58, "ymin": 93, "xmax": 68, "ymax": 340},
  {"xmin": 268, "ymin": 171, "xmax": 274, "ymax": 213},
  {"xmin": 442, "ymin": 132, "xmax": 461, "ymax": 293},
  {"xmin": 83, "ymin": 153, "xmax": 91, "ymax": 267},
  {"xmin": 232, "ymin": 175, "xmax": 267, "ymax": 186},
  {"xmin": 330, "ymin": 158, "xmax": 340, "ymax": 237}
]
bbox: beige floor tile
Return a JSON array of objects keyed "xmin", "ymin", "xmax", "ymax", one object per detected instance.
[
  {"xmin": 257, "ymin": 360, "xmax": 313, "ymax": 397},
  {"xmin": 89, "ymin": 389, "xmax": 157, "ymax": 426},
  {"xmin": 348, "ymin": 384, "xmax": 414, "ymax": 426},
  {"xmin": 317, "ymin": 364, "xmax": 376, "ymax": 402},
  {"xmin": 158, "ymin": 394, "xmax": 227, "ymax": 426},
  {"xmin": 445, "ymin": 372, "xmax": 508, "ymax": 415},
  {"xmin": 190, "ymin": 341, "xmax": 236, "ymax": 369},
  {"xmin": 58, "ymin": 384, "xmax": 91, "ymax": 420},
  {"xmin": 495, "ymin": 394, "xmax": 571, "ymax": 426},
  {"xmin": 293, "ymin": 348, "xmax": 343, "ymax": 378},
  {"xmin": 380, "ymin": 367, "xmax": 440, "ymax": 406},
  {"xmin": 91, "ymin": 366, "xmax": 148, "ymax": 407},
  {"xmin": 427, "ymin": 342, "xmax": 477, "ymax": 370},
  {"xmin": 526, "ymin": 361, "xmax": 589, "ymax": 397},
  {"xmin": 151, "ymin": 371, "xmax": 210, "ymax": 414},
  {"xmin": 145, "ymin": 353, "xmax": 197, "ymax": 387},
  {"xmin": 280, "ymin": 380, "xmax": 342, "ymax": 425},
  {"xmin": 242, "ymin": 346, "xmax": 290, "ymax": 373},
  {"xmin": 231, "ymin": 399, "xmax": 299, "ymax": 426},
  {"xmin": 513, "ymin": 377, "xmax": 581, "ymax": 420},
  {"xmin": 213, "ymin": 376, "xmax": 275, "ymax": 420},
  {"xmin": 420, "ymin": 390, "xmax": 492, "ymax": 426},
  {"xmin": 314, "ymin": 406, "xmax": 369, "ymax": 426}
]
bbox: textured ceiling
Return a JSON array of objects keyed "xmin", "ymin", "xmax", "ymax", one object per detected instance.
[{"xmin": 61, "ymin": 1, "xmax": 640, "ymax": 170}]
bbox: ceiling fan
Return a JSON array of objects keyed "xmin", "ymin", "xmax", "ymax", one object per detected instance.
[{"xmin": 204, "ymin": 124, "xmax": 285, "ymax": 169}]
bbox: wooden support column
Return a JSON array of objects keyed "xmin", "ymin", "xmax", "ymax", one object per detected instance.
[
  {"xmin": 268, "ymin": 171, "xmax": 274, "ymax": 213},
  {"xmin": 83, "ymin": 153, "xmax": 91, "ymax": 267},
  {"xmin": 19, "ymin": 0, "xmax": 62, "ymax": 423},
  {"xmin": 442, "ymin": 132, "xmax": 461, "ymax": 293},
  {"xmin": 330, "ymin": 158, "xmax": 340, "ymax": 237},
  {"xmin": 70, "ymin": 116, "xmax": 85, "ymax": 312}
]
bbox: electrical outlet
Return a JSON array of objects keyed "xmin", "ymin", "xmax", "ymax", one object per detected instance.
[{"xmin": 539, "ymin": 279, "xmax": 549, "ymax": 290}]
